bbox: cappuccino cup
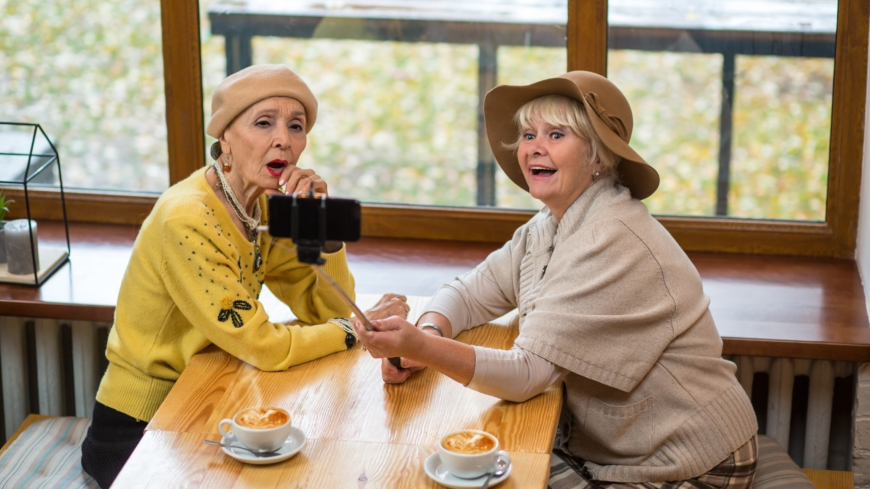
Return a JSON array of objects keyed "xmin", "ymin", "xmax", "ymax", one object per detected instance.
[
  {"xmin": 438, "ymin": 429, "xmax": 511, "ymax": 479},
  {"xmin": 218, "ymin": 406, "xmax": 292, "ymax": 453}
]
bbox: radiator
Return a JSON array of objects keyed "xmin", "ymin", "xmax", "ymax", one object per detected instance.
[
  {"xmin": 0, "ymin": 316, "xmax": 110, "ymax": 443},
  {"xmin": 727, "ymin": 355, "xmax": 856, "ymax": 471},
  {"xmin": 0, "ymin": 316, "xmax": 857, "ymax": 472}
]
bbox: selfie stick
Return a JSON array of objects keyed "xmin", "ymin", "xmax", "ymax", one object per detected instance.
[
  {"xmin": 259, "ymin": 224, "xmax": 377, "ymax": 333},
  {"xmin": 281, "ymin": 193, "xmax": 404, "ymax": 369},
  {"xmin": 285, "ymin": 192, "xmax": 374, "ymax": 332},
  {"xmin": 309, "ymin": 265, "xmax": 375, "ymax": 332},
  {"xmin": 310, "ymin": 263, "xmax": 404, "ymax": 370},
  {"xmin": 284, "ymin": 192, "xmax": 403, "ymax": 369}
]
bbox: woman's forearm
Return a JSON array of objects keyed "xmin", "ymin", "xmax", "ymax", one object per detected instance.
[
  {"xmin": 414, "ymin": 333, "xmax": 476, "ymax": 385},
  {"xmin": 468, "ymin": 347, "xmax": 566, "ymax": 402}
]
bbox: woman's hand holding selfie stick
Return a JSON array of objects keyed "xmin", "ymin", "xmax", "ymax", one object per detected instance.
[
  {"xmin": 355, "ymin": 314, "xmax": 475, "ymax": 386},
  {"xmin": 263, "ymin": 190, "xmax": 408, "ymax": 370}
]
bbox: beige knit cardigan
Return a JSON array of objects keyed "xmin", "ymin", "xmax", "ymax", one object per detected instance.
[{"xmin": 425, "ymin": 178, "xmax": 757, "ymax": 482}]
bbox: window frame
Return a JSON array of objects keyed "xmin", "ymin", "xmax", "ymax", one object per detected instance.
[{"xmin": 7, "ymin": 0, "xmax": 866, "ymax": 258}]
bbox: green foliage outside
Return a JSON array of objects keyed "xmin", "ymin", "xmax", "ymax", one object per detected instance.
[
  {"xmin": 200, "ymin": 0, "xmax": 833, "ymax": 219},
  {"xmin": 0, "ymin": 0, "xmax": 168, "ymax": 192},
  {"xmin": 497, "ymin": 48, "xmax": 833, "ymax": 220},
  {"xmin": 610, "ymin": 51, "xmax": 723, "ymax": 217},
  {"xmin": 0, "ymin": 0, "xmax": 834, "ymax": 221},
  {"xmin": 730, "ymin": 56, "xmax": 832, "ymax": 220},
  {"xmin": 253, "ymin": 38, "xmax": 480, "ymax": 206}
]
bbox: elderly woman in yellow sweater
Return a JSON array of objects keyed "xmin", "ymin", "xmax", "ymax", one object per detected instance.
[
  {"xmin": 81, "ymin": 64, "xmax": 409, "ymax": 488},
  {"xmin": 356, "ymin": 72, "xmax": 758, "ymax": 488}
]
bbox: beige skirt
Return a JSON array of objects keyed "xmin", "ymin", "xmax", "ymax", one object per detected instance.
[{"xmin": 548, "ymin": 434, "xmax": 758, "ymax": 489}]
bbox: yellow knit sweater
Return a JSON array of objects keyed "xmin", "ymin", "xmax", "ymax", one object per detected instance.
[{"xmin": 96, "ymin": 169, "xmax": 353, "ymax": 421}]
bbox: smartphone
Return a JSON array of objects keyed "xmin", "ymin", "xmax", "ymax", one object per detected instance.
[{"xmin": 267, "ymin": 195, "xmax": 362, "ymax": 242}]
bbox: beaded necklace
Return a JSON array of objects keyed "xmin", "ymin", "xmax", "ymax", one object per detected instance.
[{"xmin": 213, "ymin": 160, "xmax": 263, "ymax": 271}]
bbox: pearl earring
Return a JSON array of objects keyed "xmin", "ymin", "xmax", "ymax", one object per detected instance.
[
  {"xmin": 592, "ymin": 170, "xmax": 601, "ymax": 181},
  {"xmin": 222, "ymin": 153, "xmax": 233, "ymax": 172}
]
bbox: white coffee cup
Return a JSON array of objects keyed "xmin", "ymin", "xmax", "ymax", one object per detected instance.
[
  {"xmin": 218, "ymin": 406, "xmax": 292, "ymax": 453},
  {"xmin": 438, "ymin": 429, "xmax": 511, "ymax": 479}
]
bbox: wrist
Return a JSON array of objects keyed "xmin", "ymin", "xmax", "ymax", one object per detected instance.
[
  {"xmin": 328, "ymin": 318, "xmax": 357, "ymax": 349},
  {"xmin": 405, "ymin": 327, "xmax": 431, "ymax": 364},
  {"xmin": 416, "ymin": 312, "xmax": 452, "ymax": 338},
  {"xmin": 418, "ymin": 322, "xmax": 445, "ymax": 337}
]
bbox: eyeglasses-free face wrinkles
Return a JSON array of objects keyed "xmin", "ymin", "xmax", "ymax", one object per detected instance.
[
  {"xmin": 219, "ymin": 96, "xmax": 309, "ymax": 211},
  {"xmin": 517, "ymin": 120, "xmax": 600, "ymax": 222}
]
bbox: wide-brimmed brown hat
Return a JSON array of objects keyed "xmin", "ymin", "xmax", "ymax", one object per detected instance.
[{"xmin": 484, "ymin": 71, "xmax": 659, "ymax": 200}]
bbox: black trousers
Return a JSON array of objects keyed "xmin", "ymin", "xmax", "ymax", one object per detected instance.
[{"xmin": 81, "ymin": 401, "xmax": 148, "ymax": 489}]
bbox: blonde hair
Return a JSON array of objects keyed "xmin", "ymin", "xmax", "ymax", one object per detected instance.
[{"xmin": 504, "ymin": 94, "xmax": 619, "ymax": 173}]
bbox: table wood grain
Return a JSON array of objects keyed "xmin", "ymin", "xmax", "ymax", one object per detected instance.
[
  {"xmin": 113, "ymin": 432, "xmax": 551, "ymax": 488},
  {"xmin": 118, "ymin": 296, "xmax": 561, "ymax": 488}
]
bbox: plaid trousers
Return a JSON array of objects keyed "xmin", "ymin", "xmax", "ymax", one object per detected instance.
[{"xmin": 548, "ymin": 434, "xmax": 758, "ymax": 489}]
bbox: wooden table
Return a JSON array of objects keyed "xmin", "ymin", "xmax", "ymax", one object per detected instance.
[{"xmin": 112, "ymin": 296, "xmax": 562, "ymax": 488}]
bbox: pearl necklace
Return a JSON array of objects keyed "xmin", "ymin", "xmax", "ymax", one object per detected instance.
[{"xmin": 213, "ymin": 160, "xmax": 263, "ymax": 271}]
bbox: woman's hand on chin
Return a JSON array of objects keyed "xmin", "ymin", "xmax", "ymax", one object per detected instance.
[{"xmin": 271, "ymin": 165, "xmax": 328, "ymax": 197}]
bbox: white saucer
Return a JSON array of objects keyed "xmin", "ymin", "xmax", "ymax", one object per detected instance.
[
  {"xmin": 219, "ymin": 427, "xmax": 306, "ymax": 465},
  {"xmin": 423, "ymin": 452, "xmax": 512, "ymax": 488}
]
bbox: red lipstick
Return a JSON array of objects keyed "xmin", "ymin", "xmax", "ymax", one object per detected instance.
[{"xmin": 266, "ymin": 159, "xmax": 288, "ymax": 177}]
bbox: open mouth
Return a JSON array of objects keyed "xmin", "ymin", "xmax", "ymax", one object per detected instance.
[
  {"xmin": 530, "ymin": 166, "xmax": 557, "ymax": 177},
  {"xmin": 266, "ymin": 160, "xmax": 288, "ymax": 177}
]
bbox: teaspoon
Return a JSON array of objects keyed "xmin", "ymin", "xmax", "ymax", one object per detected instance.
[
  {"xmin": 479, "ymin": 457, "xmax": 509, "ymax": 489},
  {"xmin": 202, "ymin": 439, "xmax": 281, "ymax": 457}
]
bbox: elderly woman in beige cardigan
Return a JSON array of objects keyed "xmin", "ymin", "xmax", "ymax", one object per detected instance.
[{"xmin": 355, "ymin": 72, "xmax": 758, "ymax": 488}]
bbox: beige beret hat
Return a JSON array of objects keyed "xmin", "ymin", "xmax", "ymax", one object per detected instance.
[
  {"xmin": 206, "ymin": 64, "xmax": 318, "ymax": 139},
  {"xmin": 484, "ymin": 71, "xmax": 660, "ymax": 200}
]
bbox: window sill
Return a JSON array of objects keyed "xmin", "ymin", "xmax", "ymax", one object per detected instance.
[
  {"xmin": 0, "ymin": 221, "xmax": 868, "ymax": 362},
  {"xmin": 0, "ymin": 187, "xmax": 855, "ymax": 257}
]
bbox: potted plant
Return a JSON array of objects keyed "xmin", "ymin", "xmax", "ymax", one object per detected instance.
[{"xmin": 0, "ymin": 190, "xmax": 12, "ymax": 263}]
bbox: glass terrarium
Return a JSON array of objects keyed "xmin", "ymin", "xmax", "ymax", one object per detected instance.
[{"xmin": 0, "ymin": 122, "xmax": 70, "ymax": 286}]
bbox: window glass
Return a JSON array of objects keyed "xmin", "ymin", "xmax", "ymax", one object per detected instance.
[
  {"xmin": 608, "ymin": 0, "xmax": 836, "ymax": 220},
  {"xmin": 729, "ymin": 56, "xmax": 833, "ymax": 219},
  {"xmin": 0, "ymin": 0, "xmax": 168, "ymax": 192},
  {"xmin": 200, "ymin": 0, "xmax": 567, "ymax": 209}
]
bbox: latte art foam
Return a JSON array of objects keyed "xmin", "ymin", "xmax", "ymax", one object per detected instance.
[
  {"xmin": 236, "ymin": 407, "xmax": 289, "ymax": 430},
  {"xmin": 441, "ymin": 431, "xmax": 496, "ymax": 454}
]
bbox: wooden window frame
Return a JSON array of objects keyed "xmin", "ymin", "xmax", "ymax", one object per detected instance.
[{"xmin": 7, "ymin": 0, "xmax": 867, "ymax": 257}]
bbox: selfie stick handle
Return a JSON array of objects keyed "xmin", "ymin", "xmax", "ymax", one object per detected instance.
[
  {"xmin": 310, "ymin": 264, "xmax": 404, "ymax": 369},
  {"xmin": 309, "ymin": 264, "xmax": 374, "ymax": 331}
]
